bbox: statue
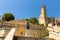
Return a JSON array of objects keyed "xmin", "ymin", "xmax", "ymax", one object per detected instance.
[
  {"xmin": 25, "ymin": 19, "xmax": 30, "ymax": 37},
  {"xmin": 26, "ymin": 19, "xmax": 30, "ymax": 30}
]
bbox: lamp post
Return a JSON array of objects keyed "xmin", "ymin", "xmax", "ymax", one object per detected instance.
[
  {"xmin": 0, "ymin": 16, "xmax": 3, "ymax": 28},
  {"xmin": 1, "ymin": 17, "xmax": 3, "ymax": 28},
  {"xmin": 0, "ymin": 16, "xmax": 1, "ymax": 28}
]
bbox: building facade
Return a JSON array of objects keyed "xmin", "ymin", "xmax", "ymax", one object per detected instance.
[{"xmin": 39, "ymin": 5, "xmax": 60, "ymax": 26}]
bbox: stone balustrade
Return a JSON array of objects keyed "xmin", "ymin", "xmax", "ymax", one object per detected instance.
[
  {"xmin": 4, "ymin": 28, "xmax": 15, "ymax": 40},
  {"xmin": 49, "ymin": 31, "xmax": 60, "ymax": 40}
]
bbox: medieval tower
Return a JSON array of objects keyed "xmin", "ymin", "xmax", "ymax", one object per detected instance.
[{"xmin": 39, "ymin": 5, "xmax": 48, "ymax": 26}]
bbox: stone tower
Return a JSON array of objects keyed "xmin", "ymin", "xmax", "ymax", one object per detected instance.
[{"xmin": 39, "ymin": 5, "xmax": 48, "ymax": 26}]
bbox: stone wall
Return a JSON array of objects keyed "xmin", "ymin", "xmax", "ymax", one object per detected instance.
[
  {"xmin": 13, "ymin": 36, "xmax": 54, "ymax": 40},
  {"xmin": 15, "ymin": 27, "xmax": 49, "ymax": 38},
  {"xmin": 49, "ymin": 31, "xmax": 60, "ymax": 40}
]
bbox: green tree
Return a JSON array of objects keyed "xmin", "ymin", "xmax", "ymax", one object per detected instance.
[
  {"xmin": 2, "ymin": 13, "xmax": 15, "ymax": 21},
  {"xmin": 28, "ymin": 17, "xmax": 38, "ymax": 24}
]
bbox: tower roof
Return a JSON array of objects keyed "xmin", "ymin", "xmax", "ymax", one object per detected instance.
[
  {"xmin": 42, "ymin": 5, "xmax": 46, "ymax": 8},
  {"xmin": 41, "ymin": 5, "xmax": 47, "ymax": 17}
]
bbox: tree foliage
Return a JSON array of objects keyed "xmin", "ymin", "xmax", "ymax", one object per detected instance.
[
  {"xmin": 2, "ymin": 13, "xmax": 15, "ymax": 21},
  {"xmin": 28, "ymin": 17, "xmax": 38, "ymax": 24}
]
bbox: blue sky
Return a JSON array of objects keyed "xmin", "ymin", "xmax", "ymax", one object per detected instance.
[{"xmin": 0, "ymin": 0, "xmax": 60, "ymax": 19}]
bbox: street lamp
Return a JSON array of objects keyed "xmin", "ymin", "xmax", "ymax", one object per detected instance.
[
  {"xmin": 0, "ymin": 16, "xmax": 1, "ymax": 27},
  {"xmin": 0, "ymin": 16, "xmax": 4, "ymax": 28}
]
